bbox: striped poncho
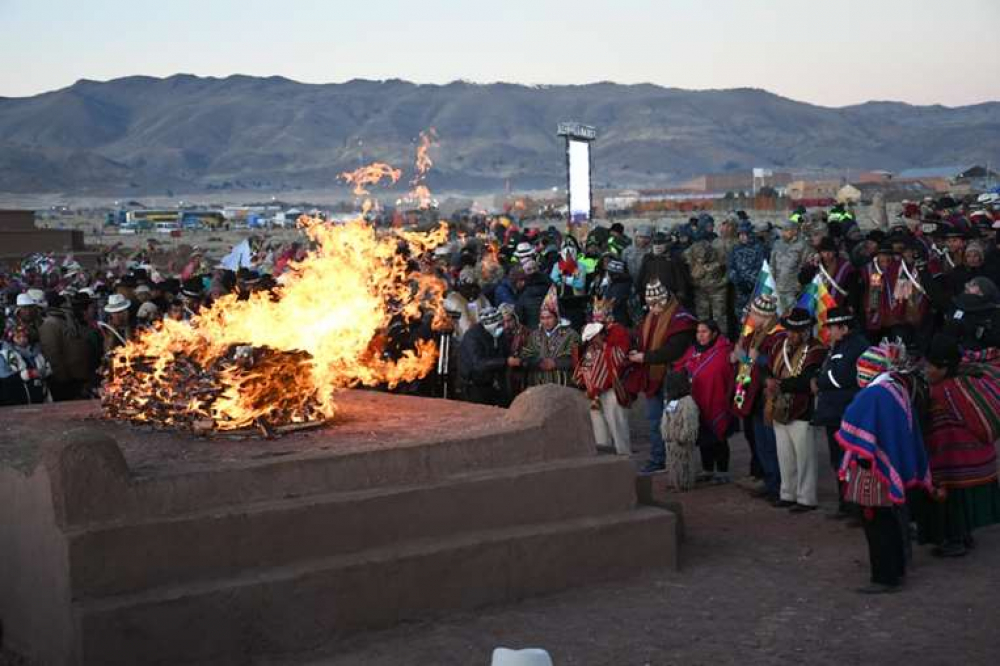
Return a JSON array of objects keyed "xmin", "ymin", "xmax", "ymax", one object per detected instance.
[
  {"xmin": 926, "ymin": 361, "xmax": 1000, "ymax": 489},
  {"xmin": 836, "ymin": 374, "xmax": 933, "ymax": 504}
]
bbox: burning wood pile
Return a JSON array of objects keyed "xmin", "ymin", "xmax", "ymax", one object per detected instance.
[{"xmin": 101, "ymin": 210, "xmax": 450, "ymax": 436}]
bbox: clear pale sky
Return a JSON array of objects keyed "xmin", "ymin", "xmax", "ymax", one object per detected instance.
[{"xmin": 2, "ymin": 0, "xmax": 998, "ymax": 107}]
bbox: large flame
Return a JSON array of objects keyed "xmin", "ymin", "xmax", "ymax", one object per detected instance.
[
  {"xmin": 103, "ymin": 215, "xmax": 449, "ymax": 432},
  {"xmin": 399, "ymin": 128, "xmax": 438, "ymax": 210}
]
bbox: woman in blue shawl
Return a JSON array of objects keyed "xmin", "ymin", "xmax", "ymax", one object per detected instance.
[{"xmin": 836, "ymin": 341, "xmax": 933, "ymax": 594}]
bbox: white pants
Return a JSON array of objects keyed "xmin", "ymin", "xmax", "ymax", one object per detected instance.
[
  {"xmin": 590, "ymin": 389, "xmax": 631, "ymax": 455},
  {"xmin": 773, "ymin": 420, "xmax": 820, "ymax": 506}
]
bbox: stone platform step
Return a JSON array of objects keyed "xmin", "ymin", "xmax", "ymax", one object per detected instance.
[
  {"xmin": 67, "ymin": 457, "xmax": 638, "ymax": 599},
  {"xmin": 75, "ymin": 506, "xmax": 677, "ymax": 666}
]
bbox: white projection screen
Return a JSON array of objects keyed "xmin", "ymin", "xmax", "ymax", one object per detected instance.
[{"xmin": 567, "ymin": 139, "xmax": 592, "ymax": 223}]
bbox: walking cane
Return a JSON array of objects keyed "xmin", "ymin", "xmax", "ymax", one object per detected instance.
[{"xmin": 437, "ymin": 331, "xmax": 451, "ymax": 399}]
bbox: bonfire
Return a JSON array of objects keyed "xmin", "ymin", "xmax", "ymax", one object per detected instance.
[{"xmin": 103, "ymin": 154, "xmax": 450, "ymax": 435}]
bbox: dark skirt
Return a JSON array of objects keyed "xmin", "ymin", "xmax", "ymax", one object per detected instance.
[{"xmin": 913, "ymin": 481, "xmax": 1000, "ymax": 545}]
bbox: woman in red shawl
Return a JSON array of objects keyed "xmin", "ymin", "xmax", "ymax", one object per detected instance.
[
  {"xmin": 920, "ymin": 336, "xmax": 1000, "ymax": 557},
  {"xmin": 677, "ymin": 320, "xmax": 735, "ymax": 482}
]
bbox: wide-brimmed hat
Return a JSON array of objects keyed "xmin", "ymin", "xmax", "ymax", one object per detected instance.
[
  {"xmin": 104, "ymin": 293, "xmax": 131, "ymax": 314},
  {"xmin": 513, "ymin": 242, "xmax": 536, "ymax": 261},
  {"xmin": 782, "ymin": 307, "xmax": 814, "ymax": 331},
  {"xmin": 15, "ymin": 293, "xmax": 37, "ymax": 308},
  {"xmin": 26, "ymin": 288, "xmax": 46, "ymax": 307},
  {"xmin": 823, "ymin": 306, "xmax": 853, "ymax": 326}
]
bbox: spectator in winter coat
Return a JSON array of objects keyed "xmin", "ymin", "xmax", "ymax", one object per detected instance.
[
  {"xmin": 770, "ymin": 220, "xmax": 809, "ymax": 313},
  {"xmin": 638, "ymin": 232, "xmax": 692, "ymax": 307},
  {"xmin": 623, "ymin": 224, "xmax": 653, "ymax": 286},
  {"xmin": 592, "ymin": 258, "xmax": 634, "ymax": 328},
  {"xmin": 515, "ymin": 259, "xmax": 552, "ymax": 331},
  {"xmin": 810, "ymin": 307, "xmax": 869, "ymax": 516},
  {"xmin": 0, "ymin": 322, "xmax": 52, "ymax": 405},
  {"xmin": 685, "ymin": 238, "xmax": 730, "ymax": 338},
  {"xmin": 38, "ymin": 294, "xmax": 94, "ymax": 401},
  {"xmin": 492, "ymin": 265, "xmax": 526, "ymax": 307},
  {"xmin": 728, "ymin": 221, "xmax": 767, "ymax": 323},
  {"xmin": 457, "ymin": 307, "xmax": 510, "ymax": 406}
]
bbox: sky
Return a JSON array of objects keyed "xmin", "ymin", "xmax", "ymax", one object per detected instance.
[{"xmin": 1, "ymin": 0, "xmax": 998, "ymax": 107}]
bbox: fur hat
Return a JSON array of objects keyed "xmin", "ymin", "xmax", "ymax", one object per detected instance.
[{"xmin": 645, "ymin": 279, "xmax": 670, "ymax": 305}]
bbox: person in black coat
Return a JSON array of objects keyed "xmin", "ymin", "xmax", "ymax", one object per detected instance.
[
  {"xmin": 811, "ymin": 307, "xmax": 869, "ymax": 516},
  {"xmin": 943, "ymin": 277, "xmax": 1000, "ymax": 351},
  {"xmin": 515, "ymin": 260, "xmax": 551, "ymax": 330},
  {"xmin": 595, "ymin": 257, "xmax": 635, "ymax": 328},
  {"xmin": 637, "ymin": 232, "xmax": 692, "ymax": 308},
  {"xmin": 457, "ymin": 308, "xmax": 510, "ymax": 406}
]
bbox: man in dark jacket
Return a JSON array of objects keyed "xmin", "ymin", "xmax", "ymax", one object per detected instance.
[
  {"xmin": 515, "ymin": 259, "xmax": 551, "ymax": 330},
  {"xmin": 458, "ymin": 307, "xmax": 510, "ymax": 406},
  {"xmin": 637, "ymin": 232, "xmax": 692, "ymax": 308},
  {"xmin": 811, "ymin": 307, "xmax": 868, "ymax": 517},
  {"xmin": 943, "ymin": 277, "xmax": 1000, "ymax": 351}
]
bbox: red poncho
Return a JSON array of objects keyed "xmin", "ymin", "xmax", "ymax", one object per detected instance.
[{"xmin": 676, "ymin": 335, "xmax": 734, "ymax": 440}]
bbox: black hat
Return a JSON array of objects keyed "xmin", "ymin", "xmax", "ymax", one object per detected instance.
[
  {"xmin": 866, "ymin": 230, "xmax": 887, "ymax": 244},
  {"xmin": 817, "ymin": 236, "xmax": 838, "ymax": 253},
  {"xmin": 181, "ymin": 277, "xmax": 203, "ymax": 298},
  {"xmin": 652, "ymin": 231, "xmax": 669, "ymax": 245},
  {"xmin": 876, "ymin": 240, "xmax": 898, "ymax": 255},
  {"xmin": 782, "ymin": 307, "xmax": 814, "ymax": 331},
  {"xmin": 926, "ymin": 334, "xmax": 960, "ymax": 369},
  {"xmin": 823, "ymin": 306, "xmax": 853, "ymax": 326}
]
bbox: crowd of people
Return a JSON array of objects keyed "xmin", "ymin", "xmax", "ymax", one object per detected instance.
[{"xmin": 2, "ymin": 196, "xmax": 1000, "ymax": 594}]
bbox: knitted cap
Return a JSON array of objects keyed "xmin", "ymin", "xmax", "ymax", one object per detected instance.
[
  {"xmin": 645, "ymin": 279, "xmax": 670, "ymax": 304},
  {"xmin": 479, "ymin": 307, "xmax": 502, "ymax": 327},
  {"xmin": 750, "ymin": 293, "xmax": 777, "ymax": 317},
  {"xmin": 856, "ymin": 346, "xmax": 891, "ymax": 387},
  {"xmin": 606, "ymin": 258, "xmax": 626, "ymax": 274}
]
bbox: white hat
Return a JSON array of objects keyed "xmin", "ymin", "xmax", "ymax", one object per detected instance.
[
  {"xmin": 136, "ymin": 301, "xmax": 160, "ymax": 321},
  {"xmin": 491, "ymin": 648, "xmax": 554, "ymax": 666},
  {"xmin": 582, "ymin": 321, "xmax": 604, "ymax": 343},
  {"xmin": 16, "ymin": 293, "xmax": 36, "ymax": 308},
  {"xmin": 513, "ymin": 242, "xmax": 536, "ymax": 260},
  {"xmin": 104, "ymin": 293, "xmax": 131, "ymax": 313},
  {"xmin": 134, "ymin": 284, "xmax": 152, "ymax": 294},
  {"xmin": 26, "ymin": 288, "xmax": 46, "ymax": 307}
]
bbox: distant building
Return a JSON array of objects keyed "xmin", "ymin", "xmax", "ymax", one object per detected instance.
[
  {"xmin": 837, "ymin": 184, "xmax": 862, "ymax": 204},
  {"xmin": 786, "ymin": 179, "xmax": 842, "ymax": 201},
  {"xmin": 679, "ymin": 170, "xmax": 792, "ymax": 194},
  {"xmin": 857, "ymin": 170, "xmax": 894, "ymax": 184},
  {"xmin": 0, "ymin": 209, "xmax": 96, "ymax": 270},
  {"xmin": 845, "ymin": 181, "xmax": 935, "ymax": 204},
  {"xmin": 896, "ymin": 165, "xmax": 999, "ymax": 193}
]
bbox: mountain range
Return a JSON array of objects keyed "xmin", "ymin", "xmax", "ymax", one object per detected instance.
[{"xmin": 0, "ymin": 75, "xmax": 998, "ymax": 195}]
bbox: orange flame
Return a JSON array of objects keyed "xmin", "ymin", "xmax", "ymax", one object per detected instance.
[
  {"xmin": 103, "ymin": 204, "xmax": 449, "ymax": 432},
  {"xmin": 406, "ymin": 128, "xmax": 438, "ymax": 209}
]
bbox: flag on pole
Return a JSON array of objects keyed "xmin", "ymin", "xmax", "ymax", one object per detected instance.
[
  {"xmin": 739, "ymin": 260, "xmax": 779, "ymax": 338},
  {"xmin": 219, "ymin": 239, "xmax": 254, "ymax": 271},
  {"xmin": 796, "ymin": 274, "xmax": 837, "ymax": 344}
]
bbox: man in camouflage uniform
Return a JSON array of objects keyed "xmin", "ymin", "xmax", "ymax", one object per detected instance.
[
  {"xmin": 685, "ymin": 234, "xmax": 730, "ymax": 337},
  {"xmin": 770, "ymin": 219, "xmax": 808, "ymax": 313}
]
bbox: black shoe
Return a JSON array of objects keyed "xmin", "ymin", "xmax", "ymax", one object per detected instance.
[
  {"xmin": 789, "ymin": 504, "xmax": 818, "ymax": 513},
  {"xmin": 856, "ymin": 583, "xmax": 902, "ymax": 595},
  {"xmin": 639, "ymin": 462, "xmax": 665, "ymax": 475},
  {"xmin": 771, "ymin": 499, "xmax": 796, "ymax": 508}
]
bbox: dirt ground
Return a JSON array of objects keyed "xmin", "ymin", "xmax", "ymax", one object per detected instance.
[{"xmin": 263, "ymin": 416, "xmax": 1000, "ymax": 666}]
